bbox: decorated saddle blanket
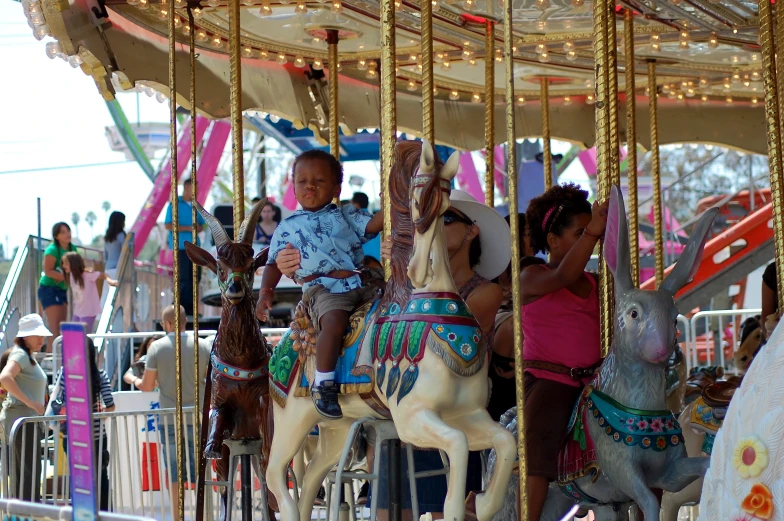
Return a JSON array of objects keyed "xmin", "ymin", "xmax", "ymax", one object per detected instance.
[
  {"xmin": 371, "ymin": 292, "xmax": 484, "ymax": 405},
  {"xmin": 269, "ymin": 298, "xmax": 380, "ymax": 407},
  {"xmin": 688, "ymin": 395, "xmax": 724, "ymax": 455},
  {"xmin": 558, "ymin": 386, "xmax": 685, "ymax": 484}
]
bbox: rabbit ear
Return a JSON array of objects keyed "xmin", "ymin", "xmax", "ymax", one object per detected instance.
[
  {"xmin": 660, "ymin": 207, "xmax": 718, "ymax": 295},
  {"xmin": 605, "ymin": 186, "xmax": 634, "ymax": 296}
]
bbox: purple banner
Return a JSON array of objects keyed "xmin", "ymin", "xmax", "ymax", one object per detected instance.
[{"xmin": 61, "ymin": 323, "xmax": 98, "ymax": 520}]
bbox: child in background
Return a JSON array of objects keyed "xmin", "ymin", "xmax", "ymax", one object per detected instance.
[
  {"xmin": 520, "ymin": 183, "xmax": 607, "ymax": 521},
  {"xmin": 62, "ymin": 252, "xmax": 119, "ymax": 332}
]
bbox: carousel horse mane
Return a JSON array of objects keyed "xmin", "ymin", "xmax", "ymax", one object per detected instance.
[{"xmin": 380, "ymin": 140, "xmax": 445, "ymax": 312}]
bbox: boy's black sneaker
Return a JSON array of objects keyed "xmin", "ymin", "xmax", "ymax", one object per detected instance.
[{"xmin": 311, "ymin": 380, "xmax": 343, "ymax": 419}]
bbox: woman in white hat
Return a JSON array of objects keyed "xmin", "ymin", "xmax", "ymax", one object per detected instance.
[{"xmin": 0, "ymin": 313, "xmax": 51, "ymax": 501}]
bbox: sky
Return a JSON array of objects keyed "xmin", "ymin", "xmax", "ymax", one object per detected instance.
[{"xmin": 0, "ymin": 0, "xmax": 168, "ymax": 255}]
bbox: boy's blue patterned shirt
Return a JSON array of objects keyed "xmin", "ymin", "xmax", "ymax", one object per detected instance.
[{"xmin": 267, "ymin": 203, "xmax": 377, "ymax": 293}]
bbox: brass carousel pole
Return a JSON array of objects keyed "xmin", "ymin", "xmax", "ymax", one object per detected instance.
[
  {"xmin": 421, "ymin": 0, "xmax": 434, "ymax": 143},
  {"xmin": 167, "ymin": 1, "xmax": 185, "ymax": 519},
  {"xmin": 624, "ymin": 8, "xmax": 639, "ymax": 286},
  {"xmin": 593, "ymin": 0, "xmax": 613, "ymax": 356},
  {"xmin": 607, "ymin": 1, "xmax": 620, "ymax": 186},
  {"xmin": 328, "ymin": 29, "xmax": 340, "ymax": 160},
  {"xmin": 188, "ymin": 4, "xmax": 200, "ymax": 470},
  {"xmin": 503, "ymin": 4, "xmax": 526, "ymax": 521},
  {"xmin": 485, "ymin": 20, "xmax": 495, "ymax": 206},
  {"xmin": 760, "ymin": 0, "xmax": 784, "ymax": 311},
  {"xmin": 230, "ymin": 0, "xmax": 245, "ymax": 230},
  {"xmin": 380, "ymin": 0, "xmax": 396, "ymax": 279},
  {"xmin": 540, "ymin": 78, "xmax": 552, "ymax": 189},
  {"xmin": 648, "ymin": 61, "xmax": 664, "ymax": 286}
]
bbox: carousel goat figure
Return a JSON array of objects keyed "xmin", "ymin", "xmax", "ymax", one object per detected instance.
[
  {"xmin": 660, "ymin": 315, "xmax": 764, "ymax": 521},
  {"xmin": 487, "ymin": 186, "xmax": 717, "ymax": 521},
  {"xmin": 265, "ymin": 140, "xmax": 516, "ymax": 521},
  {"xmin": 185, "ymin": 200, "xmax": 274, "ymax": 521}
]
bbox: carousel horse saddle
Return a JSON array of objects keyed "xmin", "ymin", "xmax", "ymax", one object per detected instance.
[
  {"xmin": 269, "ymin": 296, "xmax": 381, "ymax": 407},
  {"xmin": 701, "ymin": 379, "xmax": 741, "ymax": 411},
  {"xmin": 683, "ymin": 366, "xmax": 725, "ymax": 406},
  {"xmin": 372, "ymin": 292, "xmax": 485, "ymax": 404}
]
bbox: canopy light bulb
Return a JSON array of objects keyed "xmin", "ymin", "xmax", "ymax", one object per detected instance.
[
  {"xmin": 449, "ymin": 90, "xmax": 460, "ymax": 100},
  {"xmin": 566, "ymin": 50, "xmax": 577, "ymax": 61},
  {"xmin": 462, "ymin": 49, "xmax": 472, "ymax": 61},
  {"xmin": 586, "ymin": 94, "xmax": 595, "ymax": 104},
  {"xmin": 563, "ymin": 96, "xmax": 572, "ymax": 106},
  {"xmin": 752, "ymin": 96, "xmax": 758, "ymax": 105},
  {"xmin": 367, "ymin": 67, "xmax": 378, "ymax": 79},
  {"xmin": 535, "ymin": 0, "xmax": 548, "ymax": 9},
  {"xmin": 538, "ymin": 51, "xmax": 550, "ymax": 63},
  {"xmin": 725, "ymin": 96, "xmax": 733, "ymax": 104},
  {"xmin": 196, "ymin": 29, "xmax": 207, "ymax": 42},
  {"xmin": 407, "ymin": 80, "xmax": 417, "ymax": 91},
  {"xmin": 259, "ymin": 0, "xmax": 272, "ymax": 15},
  {"xmin": 312, "ymin": 58, "xmax": 324, "ymax": 70},
  {"xmin": 242, "ymin": 46, "xmax": 254, "ymax": 58},
  {"xmin": 441, "ymin": 59, "xmax": 451, "ymax": 70},
  {"xmin": 294, "ymin": 55, "xmax": 306, "ymax": 68},
  {"xmin": 516, "ymin": 95, "xmax": 527, "ymax": 106},
  {"xmin": 277, "ymin": 53, "xmax": 287, "ymax": 64},
  {"xmin": 472, "ymin": 92, "xmax": 481, "ymax": 103},
  {"xmin": 751, "ymin": 71, "xmax": 761, "ymax": 81},
  {"xmin": 45, "ymin": 41, "xmax": 61, "ymax": 59},
  {"xmin": 211, "ymin": 36, "xmax": 223, "ymax": 48},
  {"xmin": 358, "ymin": 58, "xmax": 368, "ymax": 70},
  {"xmin": 701, "ymin": 95, "xmax": 708, "ymax": 103},
  {"xmin": 192, "ymin": 6, "xmax": 203, "ymax": 17},
  {"xmin": 468, "ymin": 58, "xmax": 476, "ymax": 66},
  {"xmin": 571, "ymin": 0, "xmax": 584, "ymax": 6},
  {"xmin": 708, "ymin": 32, "xmax": 719, "ymax": 48},
  {"xmin": 295, "ymin": 1, "xmax": 307, "ymax": 13},
  {"xmin": 563, "ymin": 41, "xmax": 575, "ymax": 53},
  {"xmin": 331, "ymin": 0, "xmax": 342, "ymax": 13}
]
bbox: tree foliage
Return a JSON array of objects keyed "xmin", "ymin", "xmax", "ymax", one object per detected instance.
[{"xmin": 637, "ymin": 144, "xmax": 769, "ymax": 224}]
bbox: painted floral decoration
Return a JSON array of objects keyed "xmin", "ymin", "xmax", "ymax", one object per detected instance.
[
  {"xmin": 741, "ymin": 483, "xmax": 774, "ymax": 520},
  {"xmin": 733, "ymin": 436, "xmax": 769, "ymax": 478}
]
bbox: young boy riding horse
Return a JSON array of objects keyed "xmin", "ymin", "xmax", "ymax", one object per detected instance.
[{"xmin": 257, "ymin": 151, "xmax": 383, "ymax": 419}]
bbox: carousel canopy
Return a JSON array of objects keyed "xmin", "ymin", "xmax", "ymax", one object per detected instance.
[{"xmin": 31, "ymin": 0, "xmax": 767, "ymax": 152}]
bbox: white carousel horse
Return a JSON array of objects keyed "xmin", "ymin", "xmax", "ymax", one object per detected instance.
[{"xmin": 265, "ymin": 140, "xmax": 516, "ymax": 521}]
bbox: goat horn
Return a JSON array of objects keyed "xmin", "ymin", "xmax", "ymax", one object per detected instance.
[
  {"xmin": 239, "ymin": 198, "xmax": 267, "ymax": 245},
  {"xmin": 194, "ymin": 200, "xmax": 230, "ymax": 248}
]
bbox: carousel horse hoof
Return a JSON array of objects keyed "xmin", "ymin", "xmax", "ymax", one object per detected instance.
[
  {"xmin": 464, "ymin": 491, "xmax": 479, "ymax": 521},
  {"xmin": 204, "ymin": 444, "xmax": 222, "ymax": 460}
]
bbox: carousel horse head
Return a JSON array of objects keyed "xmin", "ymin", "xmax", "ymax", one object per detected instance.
[
  {"xmin": 733, "ymin": 315, "xmax": 762, "ymax": 373},
  {"xmin": 606, "ymin": 186, "xmax": 718, "ymax": 365},
  {"xmin": 407, "ymin": 139, "xmax": 460, "ymax": 289},
  {"xmin": 186, "ymin": 199, "xmax": 268, "ymax": 306}
]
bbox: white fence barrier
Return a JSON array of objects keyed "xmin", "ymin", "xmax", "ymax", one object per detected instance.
[
  {"xmin": 0, "ymin": 497, "xmax": 157, "ymax": 521},
  {"xmin": 7, "ymin": 402, "xmax": 269, "ymax": 521},
  {"xmin": 685, "ymin": 308, "xmax": 761, "ymax": 371}
]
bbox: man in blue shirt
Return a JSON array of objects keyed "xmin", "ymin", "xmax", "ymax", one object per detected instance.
[
  {"xmin": 257, "ymin": 151, "xmax": 383, "ymax": 419},
  {"xmin": 164, "ymin": 179, "xmax": 205, "ymax": 316}
]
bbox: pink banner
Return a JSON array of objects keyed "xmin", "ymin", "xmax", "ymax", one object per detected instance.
[
  {"xmin": 457, "ymin": 153, "xmax": 485, "ymax": 202},
  {"xmin": 196, "ymin": 121, "xmax": 231, "ymax": 204},
  {"xmin": 132, "ymin": 117, "xmax": 210, "ymax": 256},
  {"xmin": 493, "ymin": 146, "xmax": 506, "ymax": 196}
]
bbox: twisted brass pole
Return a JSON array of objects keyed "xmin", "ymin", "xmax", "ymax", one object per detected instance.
[
  {"xmin": 380, "ymin": 0, "xmax": 396, "ymax": 280},
  {"xmin": 624, "ymin": 8, "xmax": 639, "ymax": 287},
  {"xmin": 421, "ymin": 0, "xmax": 434, "ymax": 143},
  {"xmin": 648, "ymin": 61, "xmax": 664, "ymax": 286},
  {"xmin": 760, "ymin": 0, "xmax": 784, "ymax": 311},
  {"xmin": 229, "ymin": 0, "xmax": 244, "ymax": 231},
  {"xmin": 540, "ymin": 78, "xmax": 552, "ymax": 189},
  {"xmin": 607, "ymin": 0, "xmax": 620, "ymax": 186},
  {"xmin": 187, "ymin": 6, "xmax": 200, "ymax": 469},
  {"xmin": 167, "ymin": 2, "xmax": 185, "ymax": 518},
  {"xmin": 485, "ymin": 20, "xmax": 495, "ymax": 206},
  {"xmin": 503, "ymin": 3, "xmax": 526, "ymax": 521},
  {"xmin": 328, "ymin": 30, "xmax": 340, "ymax": 160},
  {"xmin": 593, "ymin": 0, "xmax": 613, "ymax": 356}
]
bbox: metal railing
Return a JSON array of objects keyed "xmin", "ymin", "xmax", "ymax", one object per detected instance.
[
  {"xmin": 50, "ymin": 329, "xmax": 288, "ymax": 392},
  {"xmin": 7, "ymin": 405, "xmax": 269, "ymax": 521},
  {"xmin": 0, "ymin": 498, "xmax": 157, "ymax": 521},
  {"xmin": 685, "ymin": 308, "xmax": 761, "ymax": 371}
]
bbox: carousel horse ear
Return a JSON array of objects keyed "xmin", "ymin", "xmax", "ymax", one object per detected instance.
[
  {"xmin": 660, "ymin": 206, "xmax": 718, "ymax": 295},
  {"xmin": 420, "ymin": 138, "xmax": 435, "ymax": 173},
  {"xmin": 442, "ymin": 151, "xmax": 460, "ymax": 181},
  {"xmin": 605, "ymin": 186, "xmax": 634, "ymax": 296}
]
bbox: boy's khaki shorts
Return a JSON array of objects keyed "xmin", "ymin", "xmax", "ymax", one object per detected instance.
[{"xmin": 303, "ymin": 283, "xmax": 379, "ymax": 331}]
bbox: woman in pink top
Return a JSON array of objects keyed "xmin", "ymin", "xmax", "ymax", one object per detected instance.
[
  {"xmin": 520, "ymin": 183, "xmax": 607, "ymax": 521},
  {"xmin": 62, "ymin": 252, "xmax": 118, "ymax": 332}
]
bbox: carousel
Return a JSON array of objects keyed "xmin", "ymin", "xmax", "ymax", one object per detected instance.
[{"xmin": 20, "ymin": 0, "xmax": 784, "ymax": 519}]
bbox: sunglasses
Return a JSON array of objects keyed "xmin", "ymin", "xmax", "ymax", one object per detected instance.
[{"xmin": 443, "ymin": 210, "xmax": 474, "ymax": 226}]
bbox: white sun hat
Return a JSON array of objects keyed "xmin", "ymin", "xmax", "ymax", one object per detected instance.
[
  {"xmin": 16, "ymin": 314, "xmax": 53, "ymax": 338},
  {"xmin": 449, "ymin": 189, "xmax": 512, "ymax": 280}
]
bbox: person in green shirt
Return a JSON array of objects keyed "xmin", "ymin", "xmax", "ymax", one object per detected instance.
[{"xmin": 37, "ymin": 222, "xmax": 78, "ymax": 351}]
